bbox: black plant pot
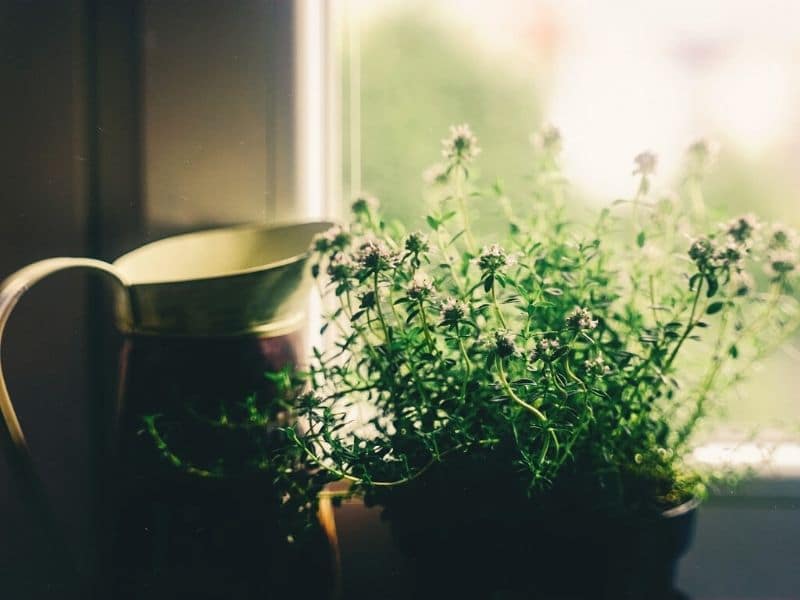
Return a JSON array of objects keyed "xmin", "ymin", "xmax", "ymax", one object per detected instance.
[
  {"xmin": 387, "ymin": 495, "xmax": 697, "ymax": 599},
  {"xmin": 370, "ymin": 466, "xmax": 699, "ymax": 600}
]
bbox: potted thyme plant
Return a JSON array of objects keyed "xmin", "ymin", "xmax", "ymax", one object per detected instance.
[{"xmin": 291, "ymin": 125, "xmax": 800, "ymax": 598}]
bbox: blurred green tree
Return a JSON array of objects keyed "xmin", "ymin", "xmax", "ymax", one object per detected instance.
[{"xmin": 347, "ymin": 11, "xmax": 542, "ymax": 227}]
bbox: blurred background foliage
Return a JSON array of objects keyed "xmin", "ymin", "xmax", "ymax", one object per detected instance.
[{"xmin": 345, "ymin": 11, "xmax": 542, "ymax": 227}]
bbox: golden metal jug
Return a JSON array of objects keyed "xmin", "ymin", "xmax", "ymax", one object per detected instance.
[{"xmin": 0, "ymin": 220, "xmax": 334, "ymax": 597}]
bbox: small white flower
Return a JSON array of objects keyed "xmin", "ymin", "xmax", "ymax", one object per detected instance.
[
  {"xmin": 687, "ymin": 138, "xmax": 720, "ymax": 175},
  {"xmin": 441, "ymin": 123, "xmax": 481, "ymax": 164},
  {"xmin": 477, "ymin": 243, "xmax": 516, "ymax": 273},
  {"xmin": 532, "ymin": 337, "xmax": 561, "ymax": 361},
  {"xmin": 765, "ymin": 249, "xmax": 798, "ymax": 278},
  {"xmin": 352, "ymin": 194, "xmax": 379, "ymax": 215},
  {"xmin": 716, "ymin": 239, "xmax": 748, "ymax": 268},
  {"xmin": 539, "ymin": 338, "xmax": 560, "ymax": 351},
  {"xmin": 730, "ymin": 269, "xmax": 755, "ymax": 296},
  {"xmin": 313, "ymin": 225, "xmax": 352, "ymax": 253},
  {"xmin": 327, "ymin": 253, "xmax": 357, "ymax": 282},
  {"xmin": 404, "ymin": 231, "xmax": 429, "ymax": 254},
  {"xmin": 530, "ymin": 123, "xmax": 562, "ymax": 155},
  {"xmin": 356, "ymin": 238, "xmax": 398, "ymax": 274},
  {"xmin": 584, "ymin": 354, "xmax": 611, "ymax": 377},
  {"xmin": 406, "ymin": 272, "xmax": 435, "ymax": 300},
  {"xmin": 688, "ymin": 236, "xmax": 716, "ymax": 266},
  {"xmin": 633, "ymin": 151, "xmax": 658, "ymax": 176},
  {"xmin": 767, "ymin": 224, "xmax": 799, "ymax": 251},
  {"xmin": 440, "ymin": 297, "xmax": 468, "ymax": 324},
  {"xmin": 422, "ymin": 162, "xmax": 449, "ymax": 185},
  {"xmin": 566, "ymin": 307, "xmax": 598, "ymax": 331},
  {"xmin": 493, "ymin": 330, "xmax": 518, "ymax": 358},
  {"xmin": 725, "ymin": 214, "xmax": 759, "ymax": 244}
]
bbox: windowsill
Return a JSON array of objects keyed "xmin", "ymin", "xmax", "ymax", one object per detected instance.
[{"xmin": 692, "ymin": 441, "xmax": 800, "ymax": 500}]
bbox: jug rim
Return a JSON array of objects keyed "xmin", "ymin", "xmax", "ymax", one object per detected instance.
[{"xmin": 112, "ymin": 220, "xmax": 336, "ymax": 286}]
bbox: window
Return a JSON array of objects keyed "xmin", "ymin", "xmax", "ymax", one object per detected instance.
[
  {"xmin": 339, "ymin": 7, "xmax": 800, "ymax": 594},
  {"xmin": 342, "ymin": 0, "xmax": 800, "ymax": 434}
]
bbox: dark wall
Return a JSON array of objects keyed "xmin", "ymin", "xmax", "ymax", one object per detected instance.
[
  {"xmin": 0, "ymin": 1, "xmax": 96, "ymax": 593},
  {"xmin": 0, "ymin": 1, "xmax": 297, "ymax": 596},
  {"xmin": 142, "ymin": 0, "xmax": 274, "ymax": 226}
]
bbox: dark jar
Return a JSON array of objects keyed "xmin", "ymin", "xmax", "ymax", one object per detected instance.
[{"xmin": 103, "ymin": 333, "xmax": 334, "ymax": 600}]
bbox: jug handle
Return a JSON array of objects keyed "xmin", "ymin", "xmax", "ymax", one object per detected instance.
[{"xmin": 0, "ymin": 258, "xmax": 130, "ymax": 570}]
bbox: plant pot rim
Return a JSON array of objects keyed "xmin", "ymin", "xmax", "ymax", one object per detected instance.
[
  {"xmin": 321, "ymin": 482, "xmax": 702, "ymax": 517},
  {"xmin": 660, "ymin": 494, "xmax": 701, "ymax": 519}
]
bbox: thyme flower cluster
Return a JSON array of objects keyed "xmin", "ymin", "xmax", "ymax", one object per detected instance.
[
  {"xmin": 296, "ymin": 124, "xmax": 800, "ymax": 511},
  {"xmin": 441, "ymin": 123, "xmax": 481, "ymax": 164}
]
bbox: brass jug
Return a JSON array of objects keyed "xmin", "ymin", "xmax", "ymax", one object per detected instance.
[{"xmin": 0, "ymin": 220, "xmax": 334, "ymax": 598}]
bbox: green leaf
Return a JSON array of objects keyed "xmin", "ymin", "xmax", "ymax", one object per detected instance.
[
  {"xmin": 706, "ymin": 275, "xmax": 719, "ymax": 298},
  {"xmin": 426, "ymin": 215, "xmax": 440, "ymax": 231},
  {"xmin": 706, "ymin": 301, "xmax": 725, "ymax": 315},
  {"xmin": 729, "ymin": 344, "xmax": 739, "ymax": 359},
  {"xmin": 636, "ymin": 231, "xmax": 646, "ymax": 248},
  {"xmin": 448, "ymin": 230, "xmax": 465, "ymax": 246},
  {"xmin": 359, "ymin": 291, "xmax": 376, "ymax": 309}
]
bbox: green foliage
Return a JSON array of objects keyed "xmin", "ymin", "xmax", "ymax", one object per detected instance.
[
  {"xmin": 140, "ymin": 365, "xmax": 327, "ymax": 541},
  {"xmin": 297, "ymin": 125, "xmax": 800, "ymax": 512}
]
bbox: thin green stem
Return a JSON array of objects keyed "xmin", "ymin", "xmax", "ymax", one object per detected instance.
[
  {"xmin": 417, "ymin": 299, "xmax": 436, "ymax": 355},
  {"xmin": 664, "ymin": 277, "xmax": 704, "ymax": 372},
  {"xmin": 496, "ymin": 358, "xmax": 547, "ymax": 422},
  {"xmin": 381, "ymin": 279, "xmax": 432, "ymax": 407},
  {"xmin": 649, "ymin": 275, "xmax": 660, "ymax": 326},
  {"xmin": 686, "ymin": 176, "xmax": 707, "ymax": 226},
  {"xmin": 455, "ymin": 166, "xmax": 476, "ymax": 253},
  {"xmin": 373, "ymin": 272, "xmax": 391, "ymax": 341},
  {"xmin": 294, "ymin": 429, "xmax": 458, "ymax": 488},
  {"xmin": 547, "ymin": 362, "xmax": 569, "ymax": 396},
  {"xmin": 434, "ymin": 227, "xmax": 466, "ymax": 295},
  {"xmin": 457, "ymin": 335, "xmax": 472, "ymax": 402},
  {"xmin": 490, "ymin": 279, "xmax": 507, "ymax": 328}
]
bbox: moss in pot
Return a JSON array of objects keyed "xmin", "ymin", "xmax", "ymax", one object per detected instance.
[{"xmin": 289, "ymin": 125, "xmax": 800, "ymax": 599}]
